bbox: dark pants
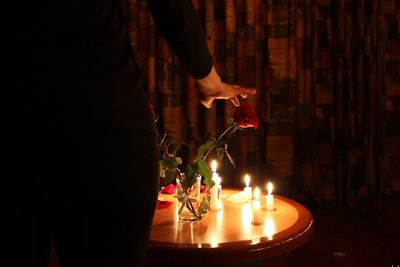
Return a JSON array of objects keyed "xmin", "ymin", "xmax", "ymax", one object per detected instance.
[
  {"xmin": 6, "ymin": 64, "xmax": 159, "ymax": 267},
  {"xmin": 8, "ymin": 126, "xmax": 159, "ymax": 267}
]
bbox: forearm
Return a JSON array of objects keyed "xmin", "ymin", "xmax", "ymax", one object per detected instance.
[{"xmin": 146, "ymin": 0, "xmax": 213, "ymax": 79}]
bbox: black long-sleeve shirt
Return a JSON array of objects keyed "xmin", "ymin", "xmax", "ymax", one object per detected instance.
[
  {"xmin": 146, "ymin": 0, "xmax": 213, "ymax": 79},
  {"xmin": 16, "ymin": 0, "xmax": 213, "ymax": 131},
  {"xmin": 22, "ymin": 0, "xmax": 212, "ymax": 84}
]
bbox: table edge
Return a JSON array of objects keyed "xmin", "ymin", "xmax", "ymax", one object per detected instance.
[{"xmin": 148, "ymin": 194, "xmax": 314, "ymax": 263}]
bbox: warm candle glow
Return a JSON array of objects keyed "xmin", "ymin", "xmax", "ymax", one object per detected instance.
[
  {"xmin": 252, "ymin": 187, "xmax": 262, "ymax": 224},
  {"xmin": 241, "ymin": 203, "xmax": 252, "ymax": 233},
  {"xmin": 210, "ymin": 160, "xmax": 221, "ymax": 210},
  {"xmin": 211, "ymin": 160, "xmax": 217, "ymax": 173},
  {"xmin": 266, "ymin": 182, "xmax": 275, "ymax": 211},
  {"xmin": 243, "ymin": 174, "xmax": 252, "ymax": 200},
  {"xmin": 264, "ymin": 217, "xmax": 276, "ymax": 240},
  {"xmin": 214, "ymin": 175, "xmax": 221, "ymax": 185},
  {"xmin": 244, "ymin": 174, "xmax": 250, "ymax": 187},
  {"xmin": 254, "ymin": 187, "xmax": 260, "ymax": 201},
  {"xmin": 267, "ymin": 182, "xmax": 273, "ymax": 195}
]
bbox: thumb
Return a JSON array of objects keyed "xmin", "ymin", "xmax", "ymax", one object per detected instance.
[{"xmin": 199, "ymin": 95, "xmax": 214, "ymax": 108}]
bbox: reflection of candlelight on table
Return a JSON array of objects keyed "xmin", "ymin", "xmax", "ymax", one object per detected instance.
[
  {"xmin": 264, "ymin": 217, "xmax": 276, "ymax": 240},
  {"xmin": 252, "ymin": 187, "xmax": 263, "ymax": 225},
  {"xmin": 211, "ymin": 237, "xmax": 219, "ymax": 248},
  {"xmin": 216, "ymin": 200, "xmax": 223, "ymax": 225},
  {"xmin": 150, "ymin": 189, "xmax": 314, "ymax": 266},
  {"xmin": 244, "ymin": 174, "xmax": 252, "ymax": 201},
  {"xmin": 241, "ymin": 202, "xmax": 252, "ymax": 233},
  {"xmin": 266, "ymin": 182, "xmax": 275, "ymax": 211}
]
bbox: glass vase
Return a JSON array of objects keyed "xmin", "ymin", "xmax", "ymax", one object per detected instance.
[{"xmin": 176, "ymin": 175, "xmax": 203, "ymax": 222}]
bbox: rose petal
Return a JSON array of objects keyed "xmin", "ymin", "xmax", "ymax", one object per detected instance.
[
  {"xmin": 234, "ymin": 102, "xmax": 259, "ymax": 129},
  {"xmin": 157, "ymin": 200, "xmax": 173, "ymax": 209},
  {"xmin": 161, "ymin": 184, "xmax": 176, "ymax": 194}
]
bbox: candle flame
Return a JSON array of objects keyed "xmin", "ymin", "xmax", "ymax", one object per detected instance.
[
  {"xmin": 211, "ymin": 160, "xmax": 217, "ymax": 173},
  {"xmin": 267, "ymin": 182, "xmax": 273, "ymax": 195},
  {"xmin": 244, "ymin": 174, "xmax": 250, "ymax": 187},
  {"xmin": 254, "ymin": 187, "xmax": 260, "ymax": 201}
]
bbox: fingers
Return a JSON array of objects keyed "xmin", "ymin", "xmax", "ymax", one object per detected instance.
[
  {"xmin": 198, "ymin": 81, "xmax": 257, "ymax": 108},
  {"xmin": 230, "ymin": 96, "xmax": 240, "ymax": 106},
  {"xmin": 236, "ymin": 86, "xmax": 257, "ymax": 95},
  {"xmin": 200, "ymin": 96, "xmax": 214, "ymax": 109},
  {"xmin": 223, "ymin": 83, "xmax": 256, "ymax": 97}
]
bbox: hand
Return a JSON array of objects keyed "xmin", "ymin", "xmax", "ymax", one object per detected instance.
[{"xmin": 196, "ymin": 66, "xmax": 257, "ymax": 108}]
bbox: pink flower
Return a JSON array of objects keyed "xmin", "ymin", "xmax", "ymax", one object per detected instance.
[{"xmin": 233, "ymin": 102, "xmax": 259, "ymax": 129}]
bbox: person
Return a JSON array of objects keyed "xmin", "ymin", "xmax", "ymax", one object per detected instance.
[{"xmin": 8, "ymin": 0, "xmax": 256, "ymax": 266}]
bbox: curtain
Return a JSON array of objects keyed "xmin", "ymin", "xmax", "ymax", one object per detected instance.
[{"xmin": 128, "ymin": 0, "xmax": 400, "ymax": 205}]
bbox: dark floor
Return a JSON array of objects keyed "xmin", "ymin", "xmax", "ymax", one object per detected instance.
[{"xmin": 265, "ymin": 196, "xmax": 400, "ymax": 267}]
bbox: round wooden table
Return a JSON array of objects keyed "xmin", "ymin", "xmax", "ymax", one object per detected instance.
[{"xmin": 147, "ymin": 189, "xmax": 313, "ymax": 265}]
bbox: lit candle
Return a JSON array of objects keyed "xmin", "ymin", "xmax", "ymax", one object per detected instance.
[
  {"xmin": 252, "ymin": 187, "xmax": 263, "ymax": 224},
  {"xmin": 211, "ymin": 160, "xmax": 218, "ymax": 179},
  {"xmin": 266, "ymin": 182, "xmax": 275, "ymax": 211},
  {"xmin": 243, "ymin": 174, "xmax": 252, "ymax": 201},
  {"xmin": 210, "ymin": 160, "xmax": 221, "ymax": 210}
]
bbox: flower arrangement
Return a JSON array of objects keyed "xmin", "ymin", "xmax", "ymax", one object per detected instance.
[{"xmin": 156, "ymin": 102, "xmax": 258, "ymax": 220}]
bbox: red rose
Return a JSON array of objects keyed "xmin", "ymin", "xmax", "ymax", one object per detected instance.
[
  {"xmin": 233, "ymin": 102, "xmax": 259, "ymax": 129},
  {"xmin": 149, "ymin": 103, "xmax": 155, "ymax": 117}
]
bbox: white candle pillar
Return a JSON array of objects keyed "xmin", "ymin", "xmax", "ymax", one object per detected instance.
[
  {"xmin": 266, "ymin": 182, "xmax": 275, "ymax": 211},
  {"xmin": 243, "ymin": 174, "xmax": 252, "ymax": 201},
  {"xmin": 210, "ymin": 160, "xmax": 221, "ymax": 210}
]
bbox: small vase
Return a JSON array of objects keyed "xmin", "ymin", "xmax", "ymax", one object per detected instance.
[{"xmin": 176, "ymin": 175, "xmax": 203, "ymax": 222}]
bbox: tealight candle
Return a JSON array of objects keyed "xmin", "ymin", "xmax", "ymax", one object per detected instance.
[
  {"xmin": 266, "ymin": 182, "xmax": 275, "ymax": 211},
  {"xmin": 210, "ymin": 160, "xmax": 221, "ymax": 210},
  {"xmin": 243, "ymin": 174, "xmax": 252, "ymax": 201},
  {"xmin": 252, "ymin": 187, "xmax": 263, "ymax": 224}
]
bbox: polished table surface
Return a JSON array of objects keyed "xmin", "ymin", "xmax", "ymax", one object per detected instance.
[{"xmin": 147, "ymin": 188, "xmax": 314, "ymax": 265}]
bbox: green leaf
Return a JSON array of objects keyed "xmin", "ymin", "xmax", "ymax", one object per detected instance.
[
  {"xmin": 174, "ymin": 156, "xmax": 182, "ymax": 165},
  {"xmin": 198, "ymin": 197, "xmax": 210, "ymax": 215},
  {"xmin": 184, "ymin": 164, "xmax": 196, "ymax": 190},
  {"xmin": 194, "ymin": 159, "xmax": 212, "ymax": 180},
  {"xmin": 162, "ymin": 158, "xmax": 177, "ymax": 169},
  {"xmin": 165, "ymin": 169, "xmax": 178, "ymax": 185},
  {"xmin": 216, "ymin": 147, "xmax": 225, "ymax": 161},
  {"xmin": 159, "ymin": 161, "xmax": 166, "ymax": 178},
  {"xmin": 195, "ymin": 138, "xmax": 216, "ymax": 159},
  {"xmin": 225, "ymin": 150, "xmax": 236, "ymax": 168},
  {"xmin": 204, "ymin": 178, "xmax": 215, "ymax": 189},
  {"xmin": 166, "ymin": 141, "xmax": 187, "ymax": 156}
]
